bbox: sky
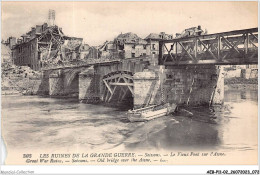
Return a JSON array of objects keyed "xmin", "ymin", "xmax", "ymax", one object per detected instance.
[{"xmin": 1, "ymin": 1, "xmax": 258, "ymax": 46}]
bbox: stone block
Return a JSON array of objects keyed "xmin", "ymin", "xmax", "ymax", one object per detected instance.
[
  {"xmin": 79, "ymin": 67, "xmax": 100, "ymax": 103},
  {"xmin": 161, "ymin": 65, "xmax": 224, "ymax": 106},
  {"xmin": 49, "ymin": 76, "xmax": 64, "ymax": 96},
  {"xmin": 133, "ymin": 71, "xmax": 160, "ymax": 108}
]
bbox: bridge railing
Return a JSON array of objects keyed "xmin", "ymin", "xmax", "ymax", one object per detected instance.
[
  {"xmin": 159, "ymin": 28, "xmax": 258, "ymax": 65},
  {"xmin": 42, "ymin": 57, "xmax": 121, "ymax": 70},
  {"xmin": 86, "ymin": 57, "xmax": 121, "ymax": 64},
  {"xmin": 41, "ymin": 54, "xmax": 154, "ymax": 70}
]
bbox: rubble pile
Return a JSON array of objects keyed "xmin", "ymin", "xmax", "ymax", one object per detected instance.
[
  {"xmin": 2, "ymin": 63, "xmax": 40, "ymax": 78},
  {"xmin": 116, "ymin": 32, "xmax": 147, "ymax": 44},
  {"xmin": 1, "ymin": 63, "xmax": 40, "ymax": 95}
]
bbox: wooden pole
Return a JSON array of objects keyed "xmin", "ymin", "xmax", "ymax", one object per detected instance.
[
  {"xmin": 194, "ymin": 37, "xmax": 198, "ymax": 59},
  {"xmin": 158, "ymin": 41, "xmax": 164, "ymax": 65}
]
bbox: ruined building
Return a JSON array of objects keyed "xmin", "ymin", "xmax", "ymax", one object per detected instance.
[
  {"xmin": 2, "ymin": 37, "xmax": 17, "ymax": 49},
  {"xmin": 99, "ymin": 32, "xmax": 151, "ymax": 59},
  {"xmin": 1, "ymin": 37, "xmax": 16, "ymax": 63},
  {"xmin": 11, "ymin": 22, "xmax": 86, "ymax": 71},
  {"xmin": 175, "ymin": 25, "xmax": 207, "ymax": 38},
  {"xmin": 145, "ymin": 32, "xmax": 173, "ymax": 55},
  {"xmin": 10, "ymin": 10, "xmax": 97, "ymax": 71}
]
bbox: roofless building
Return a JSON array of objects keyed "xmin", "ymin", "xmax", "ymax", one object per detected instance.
[{"xmin": 11, "ymin": 10, "xmax": 83, "ymax": 71}]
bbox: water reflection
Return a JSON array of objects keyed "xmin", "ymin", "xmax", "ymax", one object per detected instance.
[{"xmin": 225, "ymin": 89, "xmax": 258, "ymax": 102}]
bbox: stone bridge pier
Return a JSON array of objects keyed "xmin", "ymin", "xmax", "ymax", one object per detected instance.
[
  {"xmin": 133, "ymin": 65, "xmax": 224, "ymax": 108},
  {"xmin": 40, "ymin": 61, "xmax": 224, "ymax": 108},
  {"xmin": 39, "ymin": 67, "xmax": 88, "ymax": 97},
  {"xmin": 77, "ymin": 63, "xmax": 224, "ymax": 108},
  {"xmin": 79, "ymin": 67, "xmax": 100, "ymax": 103},
  {"xmin": 48, "ymin": 69, "xmax": 83, "ymax": 97},
  {"xmin": 165, "ymin": 65, "xmax": 224, "ymax": 106}
]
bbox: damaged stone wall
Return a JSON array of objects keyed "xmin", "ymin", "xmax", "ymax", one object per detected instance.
[
  {"xmin": 124, "ymin": 44, "xmax": 150, "ymax": 58},
  {"xmin": 79, "ymin": 68, "xmax": 101, "ymax": 103},
  {"xmin": 132, "ymin": 65, "xmax": 224, "ymax": 108},
  {"xmin": 12, "ymin": 38, "xmax": 39, "ymax": 70},
  {"xmin": 241, "ymin": 69, "xmax": 258, "ymax": 79},
  {"xmin": 41, "ymin": 38, "xmax": 83, "ymax": 66},
  {"xmin": 133, "ymin": 71, "xmax": 162, "ymax": 108},
  {"xmin": 162, "ymin": 65, "xmax": 224, "ymax": 106},
  {"xmin": 99, "ymin": 32, "xmax": 151, "ymax": 59}
]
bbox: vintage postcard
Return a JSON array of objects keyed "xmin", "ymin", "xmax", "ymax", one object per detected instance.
[{"xmin": 1, "ymin": 1, "xmax": 259, "ymax": 173}]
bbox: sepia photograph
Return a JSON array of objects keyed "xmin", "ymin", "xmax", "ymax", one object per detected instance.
[{"xmin": 1, "ymin": 1, "xmax": 259, "ymax": 173}]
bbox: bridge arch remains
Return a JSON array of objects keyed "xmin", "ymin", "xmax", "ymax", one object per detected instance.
[
  {"xmin": 102, "ymin": 71, "xmax": 134, "ymax": 105},
  {"xmin": 78, "ymin": 58, "xmax": 150, "ymax": 104},
  {"xmin": 48, "ymin": 67, "xmax": 90, "ymax": 97}
]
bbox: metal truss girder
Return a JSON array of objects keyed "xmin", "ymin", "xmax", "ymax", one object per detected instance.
[{"xmin": 159, "ymin": 27, "xmax": 258, "ymax": 65}]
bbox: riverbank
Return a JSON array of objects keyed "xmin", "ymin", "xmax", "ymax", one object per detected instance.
[
  {"xmin": 225, "ymin": 84, "xmax": 258, "ymax": 90},
  {"xmin": 224, "ymin": 77, "xmax": 257, "ymax": 84},
  {"xmin": 1, "ymin": 63, "xmax": 41, "ymax": 95},
  {"xmin": 224, "ymin": 77, "xmax": 258, "ymax": 90}
]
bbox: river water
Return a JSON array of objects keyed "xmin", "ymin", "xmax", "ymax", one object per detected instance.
[{"xmin": 1, "ymin": 88, "xmax": 258, "ymax": 154}]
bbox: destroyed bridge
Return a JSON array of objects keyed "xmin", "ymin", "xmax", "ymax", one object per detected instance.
[{"xmin": 37, "ymin": 27, "xmax": 257, "ymax": 108}]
